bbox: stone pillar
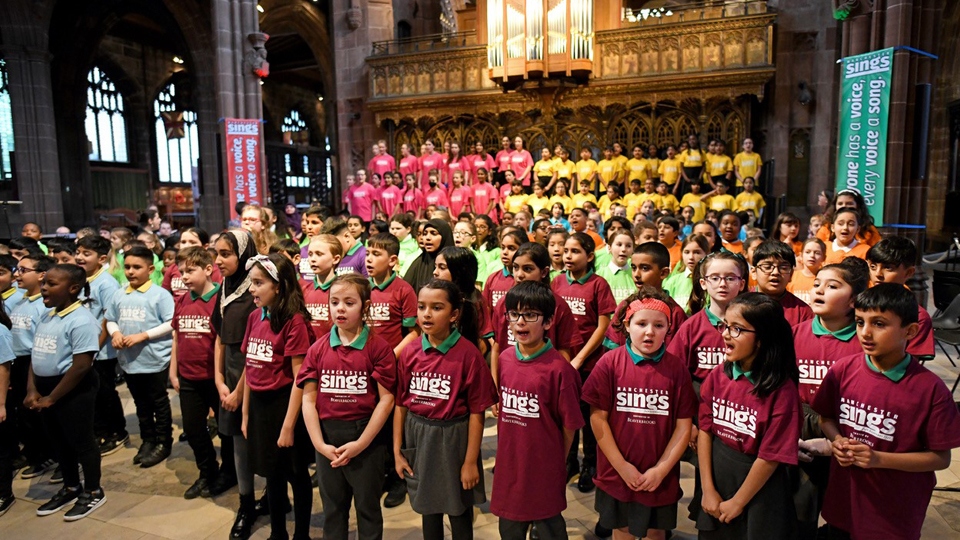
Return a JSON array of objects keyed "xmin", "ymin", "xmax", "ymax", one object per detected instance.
[
  {"xmin": 3, "ymin": 45, "xmax": 66, "ymax": 232},
  {"xmin": 331, "ymin": 0, "xmax": 394, "ymax": 209}
]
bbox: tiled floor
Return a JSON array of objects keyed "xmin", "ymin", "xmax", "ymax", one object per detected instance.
[{"xmin": 3, "ymin": 359, "xmax": 960, "ymax": 539}]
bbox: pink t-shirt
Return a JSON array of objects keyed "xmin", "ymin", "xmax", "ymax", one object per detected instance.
[
  {"xmin": 469, "ymin": 154, "xmax": 497, "ymax": 183},
  {"xmin": 399, "ymin": 155, "xmax": 420, "ymax": 179},
  {"xmin": 242, "ymin": 311, "xmax": 313, "ymax": 391},
  {"xmin": 510, "ymin": 150, "xmax": 534, "ymax": 186},
  {"xmin": 301, "ymin": 278, "xmax": 333, "ymax": 339},
  {"xmin": 812, "ymin": 354, "xmax": 960, "ymax": 540},
  {"xmin": 499, "ymin": 183, "xmax": 513, "ymax": 202},
  {"xmin": 297, "ymin": 327, "xmax": 397, "ymax": 421},
  {"xmin": 550, "ymin": 271, "xmax": 617, "ymax": 371},
  {"xmin": 792, "ymin": 319, "xmax": 862, "ymax": 405},
  {"xmin": 699, "ymin": 364, "xmax": 801, "ymax": 464},
  {"xmin": 349, "ymin": 182, "xmax": 377, "ymax": 221},
  {"xmin": 419, "ymin": 153, "xmax": 445, "ymax": 190},
  {"xmin": 495, "ymin": 150, "xmax": 513, "ymax": 173},
  {"xmin": 448, "ymin": 186, "xmax": 472, "ymax": 216},
  {"xmin": 368, "ymin": 153, "xmax": 396, "ymax": 179},
  {"xmin": 397, "ymin": 333, "xmax": 498, "ymax": 419},
  {"xmin": 667, "ymin": 310, "xmax": 726, "ymax": 383},
  {"xmin": 583, "ymin": 347, "xmax": 697, "ymax": 505},
  {"xmin": 491, "ymin": 344, "xmax": 584, "ymax": 521},
  {"xmin": 471, "ymin": 182, "xmax": 500, "ymax": 221},
  {"xmin": 379, "ymin": 185, "xmax": 402, "ymax": 217},
  {"xmin": 401, "ymin": 189, "xmax": 424, "ymax": 214},
  {"xmin": 423, "ymin": 187, "xmax": 449, "ymax": 209},
  {"xmin": 445, "ymin": 156, "xmax": 469, "ymax": 185}
]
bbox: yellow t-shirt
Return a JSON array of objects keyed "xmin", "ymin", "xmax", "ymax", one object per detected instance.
[
  {"xmin": 733, "ymin": 151, "xmax": 763, "ymax": 186},
  {"xmin": 679, "ymin": 193, "xmax": 707, "ymax": 222},
  {"xmin": 596, "ymin": 159, "xmax": 621, "ymax": 188},
  {"xmin": 527, "ymin": 194, "xmax": 551, "ymax": 215},
  {"xmin": 622, "ymin": 192, "xmax": 641, "ymax": 218},
  {"xmin": 598, "ymin": 195, "xmax": 622, "ymax": 219},
  {"xmin": 505, "ymin": 193, "xmax": 530, "ymax": 214},
  {"xmin": 646, "ymin": 157, "xmax": 661, "ymax": 179},
  {"xmin": 572, "ymin": 192, "xmax": 598, "ymax": 210},
  {"xmin": 706, "ymin": 194, "xmax": 736, "ymax": 212},
  {"xmin": 705, "ymin": 154, "xmax": 733, "ymax": 179},
  {"xmin": 678, "ymin": 149, "xmax": 704, "ymax": 168},
  {"xmin": 553, "ymin": 159, "xmax": 575, "ymax": 181},
  {"xmin": 659, "ymin": 193, "xmax": 680, "ymax": 213},
  {"xmin": 658, "ymin": 158, "xmax": 682, "ymax": 185},
  {"xmin": 614, "ymin": 155, "xmax": 629, "ymax": 182},
  {"xmin": 734, "ymin": 191, "xmax": 766, "ymax": 214},
  {"xmin": 626, "ymin": 158, "xmax": 649, "ymax": 182},
  {"xmin": 575, "ymin": 159, "xmax": 598, "ymax": 190},
  {"xmin": 533, "ymin": 159, "xmax": 555, "ymax": 180},
  {"xmin": 549, "ymin": 194, "xmax": 575, "ymax": 215}
]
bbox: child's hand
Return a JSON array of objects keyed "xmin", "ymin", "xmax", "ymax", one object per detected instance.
[
  {"xmin": 33, "ymin": 396, "xmax": 55, "ymax": 410},
  {"xmin": 701, "ymin": 488, "xmax": 723, "ymax": 518},
  {"xmin": 395, "ymin": 453, "xmax": 413, "ymax": 479},
  {"xmin": 111, "ymin": 332, "xmax": 126, "ymax": 349},
  {"xmin": 277, "ymin": 425, "xmax": 294, "ymax": 448},
  {"xmin": 241, "ymin": 415, "xmax": 248, "ymax": 439},
  {"xmin": 844, "ymin": 440, "xmax": 879, "ymax": 469},
  {"xmin": 0, "ymin": 404, "xmax": 6, "ymax": 423},
  {"xmin": 332, "ymin": 441, "xmax": 365, "ymax": 467},
  {"xmin": 491, "ymin": 403, "xmax": 499, "ymax": 418},
  {"xmin": 317, "ymin": 443, "xmax": 339, "ymax": 464},
  {"xmin": 638, "ymin": 464, "xmax": 667, "ymax": 492},
  {"xmin": 221, "ymin": 389, "xmax": 240, "ymax": 412},
  {"xmin": 718, "ymin": 498, "xmax": 745, "ymax": 523},
  {"xmin": 216, "ymin": 383, "xmax": 231, "ymax": 403},
  {"xmin": 169, "ymin": 373, "xmax": 180, "ymax": 393},
  {"xmin": 460, "ymin": 461, "xmax": 480, "ymax": 490},
  {"xmin": 798, "ymin": 438, "xmax": 832, "ymax": 462},
  {"xmin": 570, "ymin": 355, "xmax": 584, "ymax": 371},
  {"xmin": 831, "ymin": 437, "xmax": 855, "ymax": 467},
  {"xmin": 616, "ymin": 462, "xmax": 644, "ymax": 491},
  {"xmin": 23, "ymin": 391, "xmax": 40, "ymax": 409},
  {"xmin": 689, "ymin": 424, "xmax": 699, "ymax": 450},
  {"xmin": 123, "ymin": 332, "xmax": 148, "ymax": 347}
]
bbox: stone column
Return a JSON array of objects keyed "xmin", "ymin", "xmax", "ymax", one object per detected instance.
[
  {"xmin": 4, "ymin": 45, "xmax": 66, "ymax": 232},
  {"xmin": 330, "ymin": 0, "xmax": 394, "ymax": 209}
]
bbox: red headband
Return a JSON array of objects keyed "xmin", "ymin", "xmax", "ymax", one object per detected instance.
[{"xmin": 624, "ymin": 298, "xmax": 672, "ymax": 324}]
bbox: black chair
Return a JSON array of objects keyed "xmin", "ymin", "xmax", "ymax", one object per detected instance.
[
  {"xmin": 933, "ymin": 327, "xmax": 960, "ymax": 394},
  {"xmin": 933, "ymin": 269, "xmax": 960, "ymax": 316}
]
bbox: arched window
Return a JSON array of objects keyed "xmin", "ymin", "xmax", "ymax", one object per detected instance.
[
  {"xmin": 282, "ymin": 109, "xmax": 308, "ymax": 145},
  {"xmin": 397, "ymin": 20, "xmax": 412, "ymax": 40},
  {"xmin": 154, "ymin": 81, "xmax": 200, "ymax": 184},
  {"xmin": 84, "ymin": 67, "xmax": 128, "ymax": 162},
  {"xmin": 0, "ymin": 57, "xmax": 14, "ymax": 181}
]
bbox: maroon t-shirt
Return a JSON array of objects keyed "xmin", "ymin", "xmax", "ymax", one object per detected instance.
[
  {"xmin": 172, "ymin": 287, "xmax": 220, "ymax": 381},
  {"xmin": 397, "ymin": 332, "xmax": 498, "ymax": 420},
  {"xmin": 368, "ymin": 274, "xmax": 418, "ymax": 350},
  {"xmin": 582, "ymin": 347, "xmax": 697, "ymax": 505},
  {"xmin": 483, "ymin": 269, "xmax": 515, "ymax": 312},
  {"xmin": 491, "ymin": 344, "xmax": 584, "ymax": 521},
  {"xmin": 297, "ymin": 327, "xmax": 397, "ymax": 421},
  {"xmin": 550, "ymin": 271, "xmax": 617, "ymax": 371},
  {"xmin": 777, "ymin": 291, "xmax": 814, "ymax": 328},
  {"xmin": 907, "ymin": 306, "xmax": 935, "ymax": 359},
  {"xmin": 491, "ymin": 289, "xmax": 583, "ymax": 356},
  {"xmin": 163, "ymin": 264, "xmax": 223, "ymax": 299},
  {"xmin": 699, "ymin": 365, "xmax": 801, "ymax": 464},
  {"xmin": 666, "ymin": 309, "xmax": 726, "ymax": 383},
  {"xmin": 604, "ymin": 295, "xmax": 688, "ymax": 349},
  {"xmin": 301, "ymin": 278, "xmax": 333, "ymax": 339},
  {"xmin": 812, "ymin": 354, "xmax": 960, "ymax": 540},
  {"xmin": 242, "ymin": 311, "xmax": 313, "ymax": 391},
  {"xmin": 792, "ymin": 319, "xmax": 862, "ymax": 405}
]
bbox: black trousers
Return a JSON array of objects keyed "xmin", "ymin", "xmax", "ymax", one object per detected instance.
[
  {"xmin": 317, "ymin": 419, "xmax": 386, "ymax": 540},
  {"xmin": 179, "ymin": 376, "xmax": 233, "ymax": 481},
  {"xmin": 499, "ymin": 514, "xmax": 568, "ymax": 540},
  {"xmin": 0, "ymin": 364, "xmax": 13, "ymax": 498},
  {"xmin": 567, "ymin": 368, "xmax": 597, "ymax": 468},
  {"xmin": 124, "ymin": 370, "xmax": 173, "ymax": 445},
  {"xmin": 35, "ymin": 370, "xmax": 101, "ymax": 490},
  {"xmin": 10, "ymin": 355, "xmax": 52, "ymax": 465},
  {"xmin": 93, "ymin": 358, "xmax": 128, "ymax": 439}
]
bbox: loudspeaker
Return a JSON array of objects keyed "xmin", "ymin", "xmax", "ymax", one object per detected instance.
[{"xmin": 913, "ymin": 83, "xmax": 932, "ymax": 180}]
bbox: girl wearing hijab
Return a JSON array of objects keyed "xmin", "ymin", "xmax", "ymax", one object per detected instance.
[
  {"xmin": 211, "ymin": 229, "xmax": 260, "ymax": 540},
  {"xmin": 403, "ymin": 218, "xmax": 454, "ymax": 293}
]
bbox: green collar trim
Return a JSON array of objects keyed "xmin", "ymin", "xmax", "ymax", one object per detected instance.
[
  {"xmin": 190, "ymin": 282, "xmax": 221, "ymax": 302},
  {"xmin": 501, "ymin": 267, "xmax": 511, "ymax": 278},
  {"xmin": 330, "ymin": 325, "xmax": 370, "ymax": 350},
  {"xmin": 260, "ymin": 307, "xmax": 270, "ymax": 321},
  {"xmin": 422, "ymin": 329, "xmax": 461, "ymax": 353},
  {"xmin": 313, "ymin": 275, "xmax": 334, "ymax": 291},
  {"xmin": 346, "ymin": 242, "xmax": 362, "ymax": 256},
  {"xmin": 515, "ymin": 339, "xmax": 553, "ymax": 362},
  {"xmin": 626, "ymin": 340, "xmax": 666, "ymax": 364},
  {"xmin": 865, "ymin": 353, "xmax": 911, "ymax": 382},
  {"xmin": 731, "ymin": 362, "xmax": 756, "ymax": 384},
  {"xmin": 371, "ymin": 272, "xmax": 397, "ymax": 291},
  {"xmin": 566, "ymin": 268, "xmax": 594, "ymax": 284},
  {"xmin": 812, "ymin": 316, "xmax": 857, "ymax": 341},
  {"xmin": 704, "ymin": 308, "xmax": 722, "ymax": 326}
]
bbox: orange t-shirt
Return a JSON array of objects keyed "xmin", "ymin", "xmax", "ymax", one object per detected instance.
[
  {"xmin": 787, "ymin": 271, "xmax": 817, "ymax": 305},
  {"xmin": 816, "ymin": 223, "xmax": 881, "ymax": 247},
  {"xmin": 722, "ymin": 240, "xmax": 744, "ymax": 255},
  {"xmin": 823, "ymin": 241, "xmax": 871, "ymax": 265},
  {"xmin": 662, "ymin": 240, "xmax": 682, "ymax": 270}
]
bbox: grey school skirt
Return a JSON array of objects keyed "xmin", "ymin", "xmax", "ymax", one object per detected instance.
[
  {"xmin": 694, "ymin": 439, "xmax": 798, "ymax": 540},
  {"xmin": 219, "ymin": 343, "xmax": 245, "ymax": 436},
  {"xmin": 401, "ymin": 413, "xmax": 486, "ymax": 516}
]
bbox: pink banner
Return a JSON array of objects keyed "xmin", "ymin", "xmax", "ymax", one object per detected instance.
[{"xmin": 223, "ymin": 118, "xmax": 263, "ymax": 219}]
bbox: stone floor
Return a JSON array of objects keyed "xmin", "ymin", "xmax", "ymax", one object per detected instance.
[{"xmin": 3, "ymin": 357, "xmax": 960, "ymax": 539}]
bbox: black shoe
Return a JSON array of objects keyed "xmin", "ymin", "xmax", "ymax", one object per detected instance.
[
  {"xmin": 594, "ymin": 522, "xmax": 612, "ymax": 538},
  {"xmin": 184, "ymin": 477, "xmax": 210, "ymax": 500},
  {"xmin": 529, "ymin": 523, "xmax": 540, "ymax": 540},
  {"xmin": 577, "ymin": 464, "xmax": 596, "ymax": 493},
  {"xmin": 36, "ymin": 485, "xmax": 81, "ymax": 516},
  {"xmin": 139, "ymin": 443, "xmax": 171, "ymax": 468},
  {"xmin": 49, "ymin": 466, "xmax": 63, "ymax": 484},
  {"xmin": 310, "ymin": 469, "xmax": 318, "ymax": 488},
  {"xmin": 254, "ymin": 490, "xmax": 291, "ymax": 516},
  {"xmin": 565, "ymin": 459, "xmax": 579, "ymax": 482},
  {"xmin": 115, "ymin": 372, "xmax": 125, "ymax": 386},
  {"xmin": 11, "ymin": 454, "xmax": 28, "ymax": 472},
  {"xmin": 63, "ymin": 489, "xmax": 106, "ymax": 521},
  {"xmin": 0, "ymin": 494, "xmax": 14, "ymax": 517},
  {"xmin": 178, "ymin": 432, "xmax": 189, "ymax": 443},
  {"xmin": 20, "ymin": 459, "xmax": 56, "ymax": 479},
  {"xmin": 133, "ymin": 441, "xmax": 156, "ymax": 465},
  {"xmin": 207, "ymin": 472, "xmax": 238, "ymax": 497},
  {"xmin": 230, "ymin": 507, "xmax": 255, "ymax": 540},
  {"xmin": 207, "ymin": 417, "xmax": 219, "ymax": 439},
  {"xmin": 99, "ymin": 433, "xmax": 129, "ymax": 456},
  {"xmin": 383, "ymin": 479, "xmax": 407, "ymax": 508}
]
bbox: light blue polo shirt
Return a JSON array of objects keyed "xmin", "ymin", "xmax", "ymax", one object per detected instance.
[
  {"xmin": 10, "ymin": 292, "xmax": 47, "ymax": 357},
  {"xmin": 83, "ymin": 266, "xmax": 120, "ymax": 361},
  {"xmin": 2, "ymin": 286, "xmax": 25, "ymax": 316},
  {"xmin": 31, "ymin": 301, "xmax": 100, "ymax": 377},
  {"xmin": 105, "ymin": 281, "xmax": 174, "ymax": 374},
  {"xmin": 0, "ymin": 323, "xmax": 15, "ymax": 367}
]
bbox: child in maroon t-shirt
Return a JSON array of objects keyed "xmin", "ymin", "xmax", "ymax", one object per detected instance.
[
  {"xmin": 300, "ymin": 235, "xmax": 342, "ymax": 340},
  {"xmin": 811, "ymin": 284, "xmax": 960, "ymax": 540},
  {"xmin": 583, "ymin": 288, "xmax": 696, "ymax": 540},
  {"xmin": 491, "ymin": 281, "xmax": 583, "ymax": 539},
  {"xmin": 365, "ymin": 234, "xmax": 419, "ymax": 356},
  {"xmin": 695, "ymin": 293, "xmax": 801, "ymax": 540},
  {"xmin": 751, "ymin": 239, "xmax": 814, "ymax": 328}
]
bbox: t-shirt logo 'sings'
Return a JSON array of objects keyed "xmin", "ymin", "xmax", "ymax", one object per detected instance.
[
  {"xmin": 307, "ymin": 303, "xmax": 329, "ymax": 323},
  {"xmin": 839, "ymin": 397, "xmax": 897, "ymax": 443},
  {"xmin": 368, "ymin": 303, "xmax": 390, "ymax": 322},
  {"xmin": 697, "ymin": 346, "xmax": 726, "ymax": 371},
  {"xmin": 562, "ymin": 296, "xmax": 586, "ymax": 316},
  {"xmin": 319, "ymin": 369, "xmax": 369, "ymax": 395},
  {"xmin": 178, "ymin": 315, "xmax": 211, "ymax": 335},
  {"xmin": 335, "ymin": 267, "xmax": 357, "ymax": 276},
  {"xmin": 798, "ymin": 358, "xmax": 831, "ymax": 387},
  {"xmin": 34, "ymin": 333, "xmax": 58, "ymax": 355},
  {"xmin": 246, "ymin": 338, "xmax": 274, "ymax": 363},
  {"xmin": 491, "ymin": 290, "xmax": 507, "ymax": 308},
  {"xmin": 616, "ymin": 386, "xmax": 671, "ymax": 416},
  {"xmin": 11, "ymin": 313, "xmax": 33, "ymax": 331},
  {"xmin": 501, "ymin": 387, "xmax": 540, "ymax": 419},
  {"xmin": 408, "ymin": 371, "xmax": 452, "ymax": 401},
  {"xmin": 712, "ymin": 398, "xmax": 758, "ymax": 439},
  {"xmin": 120, "ymin": 306, "xmax": 148, "ymax": 323}
]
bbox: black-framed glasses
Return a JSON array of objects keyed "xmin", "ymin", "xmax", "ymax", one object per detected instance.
[
  {"xmin": 756, "ymin": 262, "xmax": 793, "ymax": 274},
  {"xmin": 715, "ymin": 321, "xmax": 757, "ymax": 338},
  {"xmin": 703, "ymin": 275, "xmax": 743, "ymax": 286},
  {"xmin": 14, "ymin": 266, "xmax": 37, "ymax": 274},
  {"xmin": 507, "ymin": 310, "xmax": 543, "ymax": 323}
]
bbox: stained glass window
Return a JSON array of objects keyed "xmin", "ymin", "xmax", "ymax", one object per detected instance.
[
  {"xmin": 0, "ymin": 57, "xmax": 14, "ymax": 181},
  {"xmin": 153, "ymin": 82, "xmax": 199, "ymax": 183},
  {"xmin": 84, "ymin": 67, "xmax": 128, "ymax": 162}
]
